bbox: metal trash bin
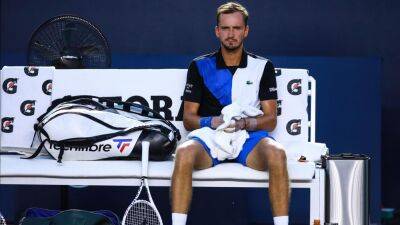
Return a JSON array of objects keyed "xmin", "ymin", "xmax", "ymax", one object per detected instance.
[{"xmin": 322, "ymin": 153, "xmax": 370, "ymax": 225}]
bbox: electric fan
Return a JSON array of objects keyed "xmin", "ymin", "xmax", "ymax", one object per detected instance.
[{"xmin": 27, "ymin": 15, "xmax": 111, "ymax": 69}]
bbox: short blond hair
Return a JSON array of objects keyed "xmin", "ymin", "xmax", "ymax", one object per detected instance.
[{"xmin": 216, "ymin": 2, "xmax": 249, "ymax": 26}]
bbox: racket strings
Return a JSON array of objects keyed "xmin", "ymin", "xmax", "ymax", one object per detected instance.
[{"xmin": 125, "ymin": 201, "xmax": 161, "ymax": 225}]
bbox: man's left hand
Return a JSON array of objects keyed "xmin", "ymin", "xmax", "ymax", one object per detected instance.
[{"xmin": 224, "ymin": 118, "xmax": 246, "ymax": 132}]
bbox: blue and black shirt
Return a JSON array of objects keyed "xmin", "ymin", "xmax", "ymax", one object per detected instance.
[{"xmin": 183, "ymin": 49, "xmax": 277, "ymax": 117}]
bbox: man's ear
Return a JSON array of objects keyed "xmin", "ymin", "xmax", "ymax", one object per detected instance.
[
  {"xmin": 215, "ymin": 26, "xmax": 220, "ymax": 38},
  {"xmin": 244, "ymin": 25, "xmax": 249, "ymax": 38}
]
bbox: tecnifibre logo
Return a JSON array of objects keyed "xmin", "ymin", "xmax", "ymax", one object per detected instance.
[
  {"xmin": 20, "ymin": 100, "xmax": 36, "ymax": 116},
  {"xmin": 48, "ymin": 140, "xmax": 133, "ymax": 153},
  {"xmin": 24, "ymin": 66, "xmax": 39, "ymax": 77},
  {"xmin": 49, "ymin": 143, "xmax": 112, "ymax": 152},
  {"xmin": 2, "ymin": 78, "xmax": 18, "ymax": 94},
  {"xmin": 1, "ymin": 117, "xmax": 14, "ymax": 133},
  {"xmin": 113, "ymin": 139, "xmax": 132, "ymax": 153},
  {"xmin": 286, "ymin": 119, "xmax": 301, "ymax": 135},
  {"xmin": 42, "ymin": 80, "xmax": 52, "ymax": 95},
  {"xmin": 287, "ymin": 79, "xmax": 302, "ymax": 95}
]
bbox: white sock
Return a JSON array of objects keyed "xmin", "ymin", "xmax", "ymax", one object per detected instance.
[
  {"xmin": 172, "ymin": 213, "xmax": 187, "ymax": 225},
  {"xmin": 273, "ymin": 216, "xmax": 289, "ymax": 225}
]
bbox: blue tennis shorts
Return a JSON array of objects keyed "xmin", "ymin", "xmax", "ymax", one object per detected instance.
[{"xmin": 189, "ymin": 130, "xmax": 272, "ymax": 167}]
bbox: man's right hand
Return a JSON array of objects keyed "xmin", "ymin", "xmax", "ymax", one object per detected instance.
[{"xmin": 211, "ymin": 115, "xmax": 224, "ymax": 129}]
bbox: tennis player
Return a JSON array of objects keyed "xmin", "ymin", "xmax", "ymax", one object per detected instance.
[{"xmin": 170, "ymin": 2, "xmax": 290, "ymax": 225}]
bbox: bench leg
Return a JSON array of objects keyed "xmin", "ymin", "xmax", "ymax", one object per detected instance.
[{"xmin": 309, "ymin": 168, "xmax": 325, "ymax": 225}]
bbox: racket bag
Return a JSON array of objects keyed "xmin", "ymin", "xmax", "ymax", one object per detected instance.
[
  {"xmin": 25, "ymin": 95, "xmax": 181, "ymax": 162},
  {"xmin": 19, "ymin": 208, "xmax": 118, "ymax": 225}
]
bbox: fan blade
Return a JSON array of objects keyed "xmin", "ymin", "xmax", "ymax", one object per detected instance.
[
  {"xmin": 79, "ymin": 45, "xmax": 99, "ymax": 55},
  {"xmin": 32, "ymin": 42, "xmax": 58, "ymax": 54},
  {"xmin": 30, "ymin": 42, "xmax": 64, "ymax": 67},
  {"xmin": 63, "ymin": 22, "xmax": 77, "ymax": 47}
]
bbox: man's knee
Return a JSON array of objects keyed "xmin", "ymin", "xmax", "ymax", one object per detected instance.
[
  {"xmin": 174, "ymin": 143, "xmax": 198, "ymax": 169},
  {"xmin": 260, "ymin": 139, "xmax": 287, "ymax": 168}
]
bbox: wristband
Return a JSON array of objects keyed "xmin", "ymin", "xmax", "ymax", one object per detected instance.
[
  {"xmin": 234, "ymin": 118, "xmax": 246, "ymax": 131},
  {"xmin": 199, "ymin": 116, "xmax": 212, "ymax": 128},
  {"xmin": 244, "ymin": 118, "xmax": 258, "ymax": 131}
]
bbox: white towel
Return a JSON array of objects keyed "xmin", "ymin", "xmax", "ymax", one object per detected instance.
[
  {"xmin": 188, "ymin": 103, "xmax": 263, "ymax": 161},
  {"xmin": 282, "ymin": 141, "xmax": 329, "ymax": 162}
]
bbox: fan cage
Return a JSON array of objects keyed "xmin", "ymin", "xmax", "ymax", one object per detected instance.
[{"xmin": 27, "ymin": 14, "xmax": 111, "ymax": 69}]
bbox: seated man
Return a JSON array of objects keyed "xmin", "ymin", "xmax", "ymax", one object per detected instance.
[{"xmin": 170, "ymin": 2, "xmax": 290, "ymax": 225}]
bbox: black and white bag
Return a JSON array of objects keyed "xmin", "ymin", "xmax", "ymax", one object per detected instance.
[{"xmin": 26, "ymin": 95, "xmax": 181, "ymax": 162}]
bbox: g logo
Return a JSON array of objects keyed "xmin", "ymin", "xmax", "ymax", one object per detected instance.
[
  {"xmin": 24, "ymin": 66, "xmax": 39, "ymax": 77},
  {"xmin": 287, "ymin": 79, "xmax": 302, "ymax": 95},
  {"xmin": 42, "ymin": 80, "xmax": 52, "ymax": 95},
  {"xmin": 2, "ymin": 78, "xmax": 18, "ymax": 94},
  {"xmin": 20, "ymin": 100, "xmax": 36, "ymax": 116},
  {"xmin": 1, "ymin": 117, "xmax": 14, "ymax": 133},
  {"xmin": 286, "ymin": 119, "xmax": 301, "ymax": 135}
]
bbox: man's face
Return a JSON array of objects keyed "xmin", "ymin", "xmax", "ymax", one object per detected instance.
[{"xmin": 215, "ymin": 12, "xmax": 249, "ymax": 51}]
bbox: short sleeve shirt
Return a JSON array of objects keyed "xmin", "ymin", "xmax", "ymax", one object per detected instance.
[{"xmin": 183, "ymin": 49, "xmax": 277, "ymax": 117}]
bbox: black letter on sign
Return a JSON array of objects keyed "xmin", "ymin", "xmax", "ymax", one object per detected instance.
[
  {"xmin": 286, "ymin": 119, "xmax": 301, "ymax": 135},
  {"xmin": 126, "ymin": 96, "xmax": 149, "ymax": 107},
  {"xmin": 287, "ymin": 79, "xmax": 302, "ymax": 95},
  {"xmin": 277, "ymin": 100, "xmax": 282, "ymax": 116},
  {"xmin": 98, "ymin": 96, "xmax": 122, "ymax": 108},
  {"xmin": 151, "ymin": 96, "xmax": 173, "ymax": 120},
  {"xmin": 275, "ymin": 69, "xmax": 282, "ymax": 76},
  {"xmin": 175, "ymin": 96, "xmax": 184, "ymax": 121}
]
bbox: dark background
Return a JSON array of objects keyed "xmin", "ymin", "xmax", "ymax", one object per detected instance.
[{"xmin": 1, "ymin": 0, "xmax": 399, "ymax": 224}]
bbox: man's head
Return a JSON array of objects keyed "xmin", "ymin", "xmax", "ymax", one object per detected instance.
[{"xmin": 215, "ymin": 2, "xmax": 249, "ymax": 51}]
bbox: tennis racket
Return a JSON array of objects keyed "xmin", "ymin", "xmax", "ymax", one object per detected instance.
[
  {"xmin": 0, "ymin": 212, "xmax": 6, "ymax": 225},
  {"xmin": 122, "ymin": 141, "xmax": 163, "ymax": 225}
]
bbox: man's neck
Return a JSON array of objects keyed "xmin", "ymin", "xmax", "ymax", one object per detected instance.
[{"xmin": 220, "ymin": 45, "xmax": 243, "ymax": 67}]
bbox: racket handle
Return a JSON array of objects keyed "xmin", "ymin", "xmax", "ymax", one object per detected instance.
[{"xmin": 141, "ymin": 141, "xmax": 150, "ymax": 177}]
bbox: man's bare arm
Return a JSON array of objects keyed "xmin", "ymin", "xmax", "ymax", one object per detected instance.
[
  {"xmin": 183, "ymin": 101, "xmax": 202, "ymax": 131},
  {"xmin": 183, "ymin": 101, "xmax": 224, "ymax": 131},
  {"xmin": 255, "ymin": 100, "xmax": 277, "ymax": 131}
]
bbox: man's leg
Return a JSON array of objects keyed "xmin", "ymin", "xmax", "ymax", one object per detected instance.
[
  {"xmin": 246, "ymin": 137, "xmax": 290, "ymax": 224},
  {"xmin": 170, "ymin": 140, "xmax": 213, "ymax": 225}
]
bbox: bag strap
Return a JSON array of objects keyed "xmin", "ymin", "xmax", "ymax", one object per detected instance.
[
  {"xmin": 23, "ymin": 127, "xmax": 64, "ymax": 161},
  {"xmin": 36, "ymin": 96, "xmax": 109, "ymax": 122},
  {"xmin": 39, "ymin": 111, "xmax": 127, "ymax": 131},
  {"xmin": 22, "ymin": 139, "xmax": 48, "ymax": 160}
]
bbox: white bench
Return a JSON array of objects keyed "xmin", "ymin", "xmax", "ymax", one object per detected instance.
[{"xmin": 0, "ymin": 67, "xmax": 328, "ymax": 225}]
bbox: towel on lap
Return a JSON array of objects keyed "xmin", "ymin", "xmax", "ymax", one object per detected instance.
[{"xmin": 188, "ymin": 102, "xmax": 263, "ymax": 161}]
